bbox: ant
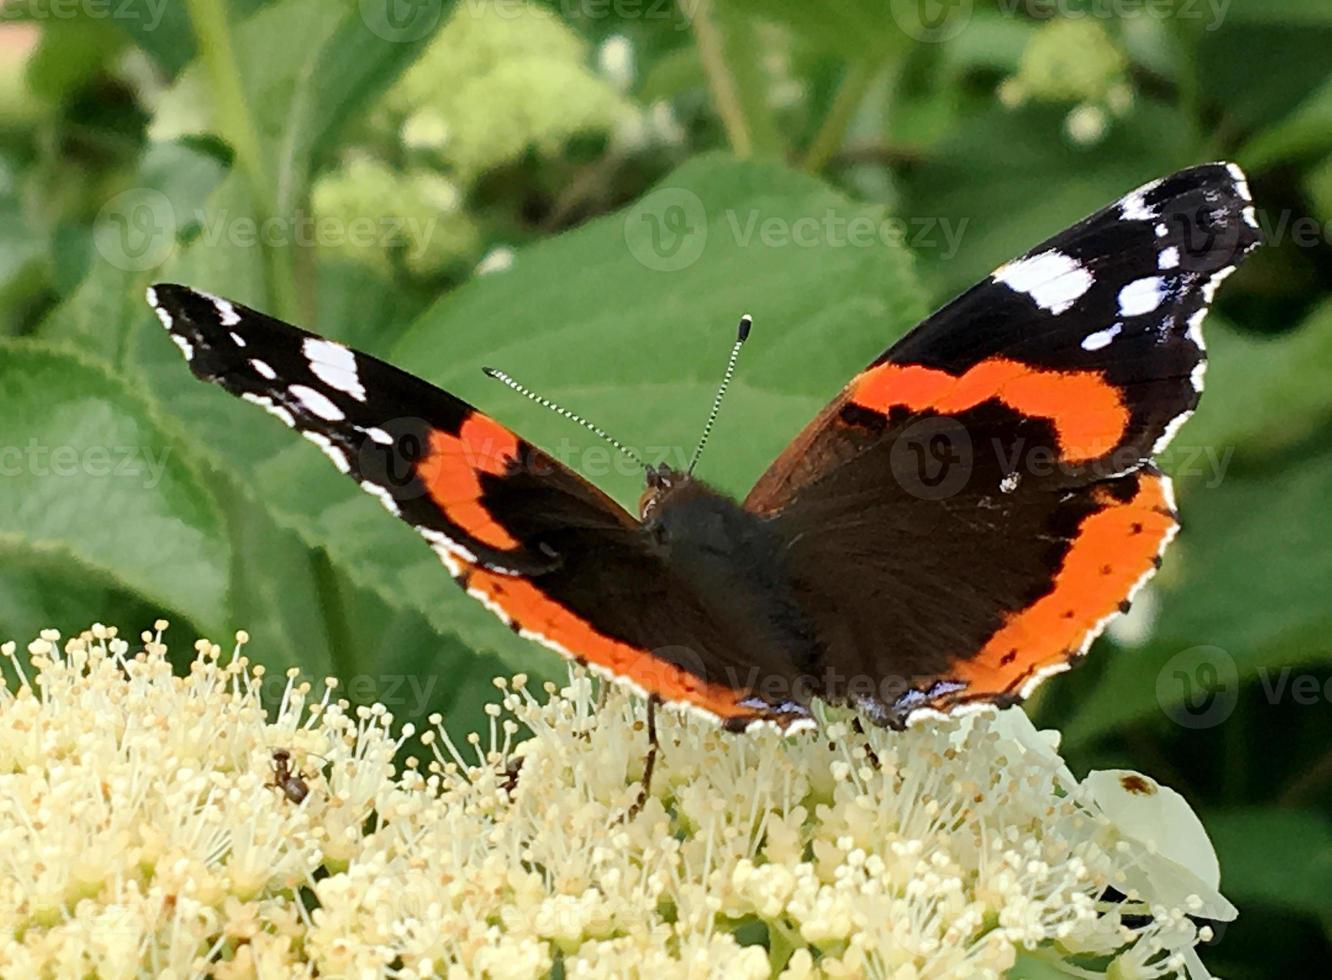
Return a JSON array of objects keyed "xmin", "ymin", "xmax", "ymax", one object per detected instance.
[{"xmin": 269, "ymin": 748, "xmax": 313, "ymax": 804}]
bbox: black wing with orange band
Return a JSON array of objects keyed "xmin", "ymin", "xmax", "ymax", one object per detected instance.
[
  {"xmin": 744, "ymin": 163, "xmax": 1262, "ymax": 725},
  {"xmin": 147, "ymin": 284, "xmax": 811, "ymax": 733}
]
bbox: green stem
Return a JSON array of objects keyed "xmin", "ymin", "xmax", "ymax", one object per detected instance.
[
  {"xmin": 802, "ymin": 60, "xmax": 880, "ymax": 173},
  {"xmin": 184, "ymin": 0, "xmax": 298, "ymax": 319},
  {"xmin": 689, "ymin": 0, "xmax": 752, "ymax": 158},
  {"xmin": 310, "ymin": 548, "xmax": 358, "ymax": 688}
]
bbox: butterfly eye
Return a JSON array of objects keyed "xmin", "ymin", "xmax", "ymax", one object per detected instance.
[{"xmin": 638, "ymin": 487, "xmax": 658, "ymax": 520}]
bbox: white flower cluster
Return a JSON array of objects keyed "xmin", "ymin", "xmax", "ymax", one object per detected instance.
[{"xmin": 0, "ymin": 626, "xmax": 1232, "ymax": 978}]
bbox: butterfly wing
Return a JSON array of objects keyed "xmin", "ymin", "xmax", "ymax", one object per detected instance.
[
  {"xmin": 148, "ymin": 284, "xmax": 812, "ymax": 732},
  {"xmin": 743, "ymin": 163, "xmax": 1262, "ymax": 726}
]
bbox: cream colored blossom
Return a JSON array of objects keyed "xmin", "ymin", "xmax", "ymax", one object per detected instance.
[{"xmin": 0, "ymin": 626, "xmax": 1229, "ymax": 977}]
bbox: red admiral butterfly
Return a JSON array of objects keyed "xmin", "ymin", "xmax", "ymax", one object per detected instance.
[{"xmin": 149, "ymin": 163, "xmax": 1260, "ymax": 738}]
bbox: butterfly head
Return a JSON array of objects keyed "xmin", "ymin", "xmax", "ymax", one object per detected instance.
[{"xmin": 639, "ymin": 462, "xmax": 690, "ymax": 521}]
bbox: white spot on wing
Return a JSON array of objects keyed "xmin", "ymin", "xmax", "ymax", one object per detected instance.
[
  {"xmin": 1201, "ymin": 265, "xmax": 1234, "ymax": 304},
  {"xmin": 1158, "ymin": 246, "xmax": 1179, "ymax": 270},
  {"xmin": 1000, "ymin": 472, "xmax": 1020, "ymax": 493},
  {"xmin": 1118, "ymin": 276, "xmax": 1165, "ymax": 316},
  {"xmin": 250, "ymin": 359, "xmax": 277, "ymax": 380},
  {"xmin": 241, "ymin": 391, "xmax": 296, "ymax": 427},
  {"xmin": 303, "ymin": 338, "xmax": 366, "ymax": 402},
  {"xmin": 1153, "ymin": 409, "xmax": 1194, "ymax": 455},
  {"xmin": 1119, "ymin": 178, "xmax": 1161, "ymax": 221},
  {"xmin": 1186, "ymin": 307, "xmax": 1208, "ymax": 348},
  {"xmin": 168, "ymin": 333, "xmax": 193, "ymax": 360},
  {"xmin": 304, "ymin": 432, "xmax": 350, "ymax": 473},
  {"xmin": 230, "ymin": 332, "xmax": 247, "ymax": 347},
  {"xmin": 215, "ymin": 299, "xmax": 240, "ymax": 326},
  {"xmin": 289, "ymin": 384, "xmax": 345, "ymax": 421},
  {"xmin": 364, "ymin": 426, "xmax": 393, "ymax": 445},
  {"xmin": 992, "ymin": 250, "xmax": 1094, "ymax": 315},
  {"xmin": 1081, "ymin": 323, "xmax": 1122, "ymax": 351},
  {"xmin": 1226, "ymin": 162, "xmax": 1251, "ymax": 201},
  {"xmin": 360, "ymin": 480, "xmax": 401, "ymax": 516}
]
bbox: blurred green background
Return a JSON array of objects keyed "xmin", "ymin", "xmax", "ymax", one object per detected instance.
[{"xmin": 0, "ymin": 0, "xmax": 1328, "ymax": 974}]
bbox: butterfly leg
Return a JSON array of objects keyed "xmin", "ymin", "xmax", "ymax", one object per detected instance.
[
  {"xmin": 851, "ymin": 717, "xmax": 882, "ymax": 770},
  {"xmin": 626, "ymin": 695, "xmax": 660, "ymax": 820}
]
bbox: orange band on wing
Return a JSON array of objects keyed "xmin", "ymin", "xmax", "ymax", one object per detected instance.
[
  {"xmin": 850, "ymin": 358, "xmax": 1129, "ymax": 461},
  {"xmin": 459, "ymin": 562, "xmax": 759, "ymax": 725},
  {"xmin": 419, "ymin": 416, "xmax": 522, "ymax": 550},
  {"xmin": 955, "ymin": 472, "xmax": 1176, "ymax": 697}
]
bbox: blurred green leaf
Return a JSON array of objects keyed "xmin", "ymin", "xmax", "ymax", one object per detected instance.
[
  {"xmin": 1206, "ymin": 807, "xmax": 1332, "ymax": 918},
  {"xmin": 1239, "ymin": 74, "xmax": 1332, "ymax": 172},
  {"xmin": 0, "ymin": 195, "xmax": 43, "ymax": 312},
  {"xmin": 0, "ymin": 342, "xmax": 229, "ymax": 630},
  {"xmin": 723, "ymin": 0, "xmax": 911, "ymax": 58},
  {"xmin": 23, "ymin": 15, "xmax": 124, "ymax": 102},
  {"xmin": 1225, "ymin": 0, "xmax": 1332, "ymax": 25},
  {"xmin": 1180, "ymin": 305, "xmax": 1332, "ymax": 462},
  {"xmin": 0, "ymin": 549, "xmax": 167, "ymax": 644},
  {"xmin": 1064, "ymin": 444, "xmax": 1332, "ymax": 745},
  {"xmin": 1197, "ymin": 18, "xmax": 1332, "ymax": 134}
]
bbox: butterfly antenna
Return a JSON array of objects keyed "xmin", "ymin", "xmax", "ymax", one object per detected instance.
[
  {"xmin": 482, "ymin": 367, "xmax": 648, "ymax": 472},
  {"xmin": 687, "ymin": 314, "xmax": 752, "ymax": 475}
]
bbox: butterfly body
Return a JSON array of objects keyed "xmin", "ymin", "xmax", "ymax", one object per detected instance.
[
  {"xmin": 640, "ymin": 472, "xmax": 824, "ymax": 700},
  {"xmin": 149, "ymin": 162, "xmax": 1261, "ymax": 734}
]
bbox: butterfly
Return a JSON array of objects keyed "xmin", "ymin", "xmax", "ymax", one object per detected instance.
[{"xmin": 148, "ymin": 162, "xmax": 1261, "ymax": 744}]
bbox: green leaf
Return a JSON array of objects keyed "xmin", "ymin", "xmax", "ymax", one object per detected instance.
[
  {"xmin": 1239, "ymin": 74, "xmax": 1332, "ymax": 171},
  {"xmin": 1225, "ymin": 0, "xmax": 1332, "ymax": 25},
  {"xmin": 723, "ymin": 0, "xmax": 915, "ymax": 58},
  {"xmin": 1205, "ymin": 807, "xmax": 1332, "ymax": 918},
  {"xmin": 0, "ymin": 549, "xmax": 177, "ymax": 645},
  {"xmin": 1177, "ymin": 305, "xmax": 1332, "ymax": 463},
  {"xmin": 0, "ymin": 342, "xmax": 229, "ymax": 631},
  {"xmin": 23, "ymin": 15, "xmax": 124, "ymax": 103},
  {"xmin": 1198, "ymin": 17, "xmax": 1332, "ymax": 135}
]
